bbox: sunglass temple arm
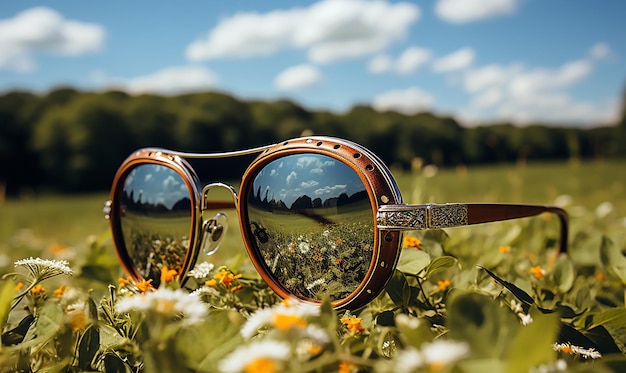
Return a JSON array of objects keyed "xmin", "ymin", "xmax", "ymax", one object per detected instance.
[{"xmin": 377, "ymin": 203, "xmax": 568, "ymax": 253}]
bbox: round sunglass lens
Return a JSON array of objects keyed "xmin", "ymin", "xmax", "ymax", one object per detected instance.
[
  {"xmin": 245, "ymin": 153, "xmax": 374, "ymax": 302},
  {"xmin": 119, "ymin": 164, "xmax": 192, "ymax": 287}
]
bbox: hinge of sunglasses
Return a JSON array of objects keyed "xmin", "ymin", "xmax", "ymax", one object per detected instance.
[{"xmin": 376, "ymin": 203, "xmax": 469, "ymax": 230}]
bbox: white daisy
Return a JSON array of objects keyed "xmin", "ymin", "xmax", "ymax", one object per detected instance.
[
  {"xmin": 115, "ymin": 287, "xmax": 207, "ymax": 325},
  {"xmin": 421, "ymin": 340, "xmax": 469, "ymax": 369},
  {"xmin": 187, "ymin": 261, "xmax": 215, "ymax": 279},
  {"xmin": 219, "ymin": 340, "xmax": 290, "ymax": 373},
  {"xmin": 240, "ymin": 298, "xmax": 320, "ymax": 339}
]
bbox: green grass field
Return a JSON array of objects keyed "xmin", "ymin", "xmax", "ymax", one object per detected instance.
[
  {"xmin": 1, "ymin": 160, "xmax": 624, "ymax": 267},
  {"xmin": 3, "ymin": 159, "xmax": 626, "ymax": 372}
]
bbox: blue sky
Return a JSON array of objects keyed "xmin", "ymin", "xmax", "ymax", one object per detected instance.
[{"xmin": 0, "ymin": 0, "xmax": 624, "ymax": 127}]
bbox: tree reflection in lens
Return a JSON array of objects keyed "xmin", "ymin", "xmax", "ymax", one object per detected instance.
[
  {"xmin": 119, "ymin": 164, "xmax": 192, "ymax": 287},
  {"xmin": 246, "ymin": 154, "xmax": 374, "ymax": 301}
]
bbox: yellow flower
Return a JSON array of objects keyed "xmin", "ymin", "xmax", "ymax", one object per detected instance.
[
  {"xmin": 14, "ymin": 282, "xmax": 24, "ymax": 291},
  {"xmin": 338, "ymin": 361, "xmax": 354, "ymax": 373},
  {"xmin": 437, "ymin": 279, "xmax": 451, "ymax": 291},
  {"xmin": 341, "ymin": 315, "xmax": 365, "ymax": 333},
  {"xmin": 135, "ymin": 279, "xmax": 154, "ymax": 293},
  {"xmin": 160, "ymin": 265, "xmax": 178, "ymax": 283},
  {"xmin": 205, "ymin": 279, "xmax": 217, "ymax": 287},
  {"xmin": 529, "ymin": 265, "xmax": 545, "ymax": 280},
  {"xmin": 54, "ymin": 285, "xmax": 69, "ymax": 298},
  {"xmin": 595, "ymin": 271, "xmax": 605, "ymax": 281},
  {"xmin": 214, "ymin": 269, "xmax": 242, "ymax": 286},
  {"xmin": 30, "ymin": 284, "xmax": 45, "ymax": 294},
  {"xmin": 498, "ymin": 245, "xmax": 511, "ymax": 253},
  {"xmin": 64, "ymin": 309, "xmax": 88, "ymax": 331},
  {"xmin": 118, "ymin": 276, "xmax": 132, "ymax": 287},
  {"xmin": 245, "ymin": 357, "xmax": 276, "ymax": 373},
  {"xmin": 308, "ymin": 344, "xmax": 322, "ymax": 355},
  {"xmin": 272, "ymin": 313, "xmax": 307, "ymax": 332},
  {"xmin": 403, "ymin": 235, "xmax": 422, "ymax": 249}
]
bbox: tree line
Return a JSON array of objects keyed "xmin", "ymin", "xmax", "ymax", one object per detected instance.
[{"xmin": 1, "ymin": 87, "xmax": 625, "ymax": 195}]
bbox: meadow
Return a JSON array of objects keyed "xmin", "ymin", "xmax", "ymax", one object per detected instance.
[{"xmin": 1, "ymin": 160, "xmax": 625, "ymax": 372}]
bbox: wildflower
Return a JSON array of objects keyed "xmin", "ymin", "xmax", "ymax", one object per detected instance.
[
  {"xmin": 403, "ymin": 235, "xmax": 421, "ymax": 249},
  {"xmin": 214, "ymin": 269, "xmax": 243, "ymax": 286},
  {"xmin": 231, "ymin": 284, "xmax": 244, "ymax": 293},
  {"xmin": 30, "ymin": 284, "xmax": 45, "ymax": 295},
  {"xmin": 219, "ymin": 340, "xmax": 290, "ymax": 373},
  {"xmin": 396, "ymin": 313, "xmax": 420, "ymax": 330},
  {"xmin": 54, "ymin": 285, "xmax": 69, "ymax": 298},
  {"xmin": 160, "ymin": 265, "xmax": 178, "ymax": 284},
  {"xmin": 187, "ymin": 261, "xmax": 214, "ymax": 279},
  {"xmin": 393, "ymin": 347, "xmax": 424, "ymax": 372},
  {"xmin": 338, "ymin": 361, "xmax": 354, "ymax": 373},
  {"xmin": 498, "ymin": 245, "xmax": 511, "ymax": 253},
  {"xmin": 14, "ymin": 282, "xmax": 24, "ymax": 291},
  {"xmin": 64, "ymin": 308, "xmax": 88, "ymax": 331},
  {"xmin": 115, "ymin": 287, "xmax": 207, "ymax": 325},
  {"xmin": 298, "ymin": 241, "xmax": 311, "ymax": 254},
  {"xmin": 421, "ymin": 340, "xmax": 469, "ymax": 370},
  {"xmin": 518, "ymin": 312, "xmax": 534, "ymax": 326},
  {"xmin": 437, "ymin": 279, "xmax": 451, "ymax": 291},
  {"xmin": 14, "ymin": 257, "xmax": 73, "ymax": 281},
  {"xmin": 118, "ymin": 276, "xmax": 132, "ymax": 287},
  {"xmin": 529, "ymin": 265, "xmax": 545, "ymax": 280},
  {"xmin": 135, "ymin": 279, "xmax": 155, "ymax": 293},
  {"xmin": 553, "ymin": 342, "xmax": 601, "ymax": 359},
  {"xmin": 205, "ymin": 279, "xmax": 217, "ymax": 287},
  {"xmin": 241, "ymin": 298, "xmax": 320, "ymax": 339},
  {"xmin": 595, "ymin": 271, "xmax": 605, "ymax": 281},
  {"xmin": 341, "ymin": 315, "xmax": 365, "ymax": 334}
]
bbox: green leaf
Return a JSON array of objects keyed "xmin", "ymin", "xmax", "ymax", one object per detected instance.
[
  {"xmin": 447, "ymin": 290, "xmax": 518, "ymax": 359},
  {"xmin": 384, "ymin": 270, "xmax": 421, "ymax": 308},
  {"xmin": 0, "ymin": 280, "xmax": 15, "ymax": 331},
  {"xmin": 77, "ymin": 325, "xmax": 100, "ymax": 370},
  {"xmin": 396, "ymin": 248, "xmax": 430, "ymax": 275},
  {"xmin": 551, "ymin": 255, "xmax": 575, "ymax": 293},
  {"xmin": 586, "ymin": 307, "xmax": 626, "ymax": 330},
  {"xmin": 477, "ymin": 265, "xmax": 535, "ymax": 305},
  {"xmin": 424, "ymin": 256, "xmax": 458, "ymax": 279},
  {"xmin": 600, "ymin": 236, "xmax": 626, "ymax": 285},
  {"xmin": 505, "ymin": 308, "xmax": 560, "ymax": 373}
]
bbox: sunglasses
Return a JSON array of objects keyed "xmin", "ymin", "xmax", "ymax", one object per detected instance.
[{"xmin": 104, "ymin": 136, "xmax": 568, "ymax": 310}]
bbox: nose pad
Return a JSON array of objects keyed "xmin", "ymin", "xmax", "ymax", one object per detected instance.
[{"xmin": 200, "ymin": 212, "xmax": 228, "ymax": 255}]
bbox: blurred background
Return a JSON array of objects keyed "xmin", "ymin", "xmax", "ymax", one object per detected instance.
[{"xmin": 1, "ymin": 0, "xmax": 625, "ymax": 275}]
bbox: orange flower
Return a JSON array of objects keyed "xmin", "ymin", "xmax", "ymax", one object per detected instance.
[
  {"xmin": 273, "ymin": 313, "xmax": 308, "ymax": 331},
  {"xmin": 338, "ymin": 361, "xmax": 354, "ymax": 373},
  {"xmin": 64, "ymin": 309, "xmax": 88, "ymax": 331},
  {"xmin": 205, "ymin": 279, "xmax": 217, "ymax": 287},
  {"xmin": 595, "ymin": 271, "xmax": 605, "ymax": 281},
  {"xmin": 118, "ymin": 276, "xmax": 132, "ymax": 287},
  {"xmin": 213, "ymin": 269, "xmax": 242, "ymax": 286},
  {"xmin": 50, "ymin": 243, "xmax": 68, "ymax": 255},
  {"xmin": 437, "ymin": 279, "xmax": 451, "ymax": 291},
  {"xmin": 341, "ymin": 315, "xmax": 365, "ymax": 333},
  {"xmin": 529, "ymin": 265, "xmax": 545, "ymax": 280},
  {"xmin": 135, "ymin": 279, "xmax": 154, "ymax": 293},
  {"xmin": 30, "ymin": 284, "xmax": 45, "ymax": 295},
  {"xmin": 160, "ymin": 265, "xmax": 178, "ymax": 283},
  {"xmin": 14, "ymin": 282, "xmax": 24, "ymax": 291},
  {"xmin": 231, "ymin": 284, "xmax": 244, "ymax": 293},
  {"xmin": 498, "ymin": 245, "xmax": 511, "ymax": 253},
  {"xmin": 244, "ymin": 358, "xmax": 276, "ymax": 373},
  {"xmin": 403, "ymin": 235, "xmax": 421, "ymax": 249},
  {"xmin": 54, "ymin": 285, "xmax": 69, "ymax": 298}
]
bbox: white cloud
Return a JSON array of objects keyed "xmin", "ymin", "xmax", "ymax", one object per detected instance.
[
  {"xmin": 435, "ymin": 0, "xmax": 519, "ymax": 24},
  {"xmin": 369, "ymin": 46, "xmax": 432, "ymax": 74},
  {"xmin": 367, "ymin": 54, "xmax": 392, "ymax": 73},
  {"xmin": 186, "ymin": 0, "xmax": 420, "ymax": 63},
  {"xmin": 433, "ymin": 47, "xmax": 475, "ymax": 73},
  {"xmin": 113, "ymin": 66, "xmax": 218, "ymax": 95},
  {"xmin": 460, "ymin": 52, "xmax": 618, "ymax": 125},
  {"xmin": 589, "ymin": 42, "xmax": 611, "ymax": 60},
  {"xmin": 0, "ymin": 7, "xmax": 105, "ymax": 72},
  {"xmin": 274, "ymin": 64, "xmax": 321, "ymax": 90},
  {"xmin": 373, "ymin": 87, "xmax": 435, "ymax": 114}
]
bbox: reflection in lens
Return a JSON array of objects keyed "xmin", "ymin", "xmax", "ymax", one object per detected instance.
[
  {"xmin": 119, "ymin": 164, "xmax": 192, "ymax": 287},
  {"xmin": 246, "ymin": 153, "xmax": 374, "ymax": 301}
]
